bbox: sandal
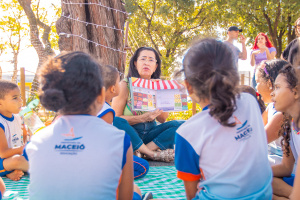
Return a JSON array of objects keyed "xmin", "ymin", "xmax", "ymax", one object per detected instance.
[
  {"xmin": 152, "ymin": 149, "xmax": 175, "ymax": 162},
  {"xmin": 134, "ymin": 150, "xmax": 142, "ymax": 158}
]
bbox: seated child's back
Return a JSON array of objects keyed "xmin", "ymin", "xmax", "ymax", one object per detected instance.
[
  {"xmin": 27, "ymin": 115, "xmax": 130, "ymax": 199},
  {"xmin": 175, "ymin": 38, "xmax": 272, "ymax": 200},
  {"xmin": 176, "ymin": 93, "xmax": 271, "ymax": 198},
  {"xmin": 25, "ymin": 52, "xmax": 133, "ymax": 200}
]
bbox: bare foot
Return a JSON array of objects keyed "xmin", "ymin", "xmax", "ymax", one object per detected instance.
[{"xmin": 6, "ymin": 170, "xmax": 24, "ymax": 181}]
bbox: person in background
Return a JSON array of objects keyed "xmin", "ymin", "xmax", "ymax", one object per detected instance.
[
  {"xmin": 281, "ymin": 17, "xmax": 300, "ymax": 66},
  {"xmin": 250, "ymin": 32, "xmax": 276, "ymax": 88},
  {"xmin": 223, "ymin": 26, "xmax": 247, "ymax": 69}
]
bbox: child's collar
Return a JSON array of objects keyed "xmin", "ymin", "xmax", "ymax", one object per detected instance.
[
  {"xmin": 0, "ymin": 113, "xmax": 14, "ymax": 122},
  {"xmin": 202, "ymin": 104, "xmax": 210, "ymax": 111}
]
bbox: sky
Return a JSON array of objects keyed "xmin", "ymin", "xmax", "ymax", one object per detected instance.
[
  {"xmin": 0, "ymin": 0, "xmax": 60, "ymax": 77},
  {"xmin": 0, "ymin": 0, "xmax": 253, "ymax": 79}
]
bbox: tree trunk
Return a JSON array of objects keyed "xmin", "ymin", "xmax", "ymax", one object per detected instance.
[
  {"xmin": 11, "ymin": 52, "xmax": 18, "ymax": 83},
  {"xmin": 18, "ymin": 0, "xmax": 55, "ymax": 99},
  {"xmin": 56, "ymin": 0, "xmax": 126, "ymax": 72}
]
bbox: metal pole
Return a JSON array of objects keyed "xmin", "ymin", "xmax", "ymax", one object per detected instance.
[
  {"xmin": 20, "ymin": 67, "xmax": 26, "ymax": 106},
  {"xmin": 123, "ymin": 21, "xmax": 130, "ymax": 75}
]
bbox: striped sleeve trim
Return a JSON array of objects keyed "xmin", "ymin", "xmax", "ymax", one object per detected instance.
[
  {"xmin": 97, "ymin": 109, "xmax": 115, "ymax": 120},
  {"xmin": 0, "ymin": 123, "xmax": 4, "ymax": 132},
  {"xmin": 177, "ymin": 171, "xmax": 201, "ymax": 181},
  {"xmin": 121, "ymin": 133, "xmax": 131, "ymax": 169}
]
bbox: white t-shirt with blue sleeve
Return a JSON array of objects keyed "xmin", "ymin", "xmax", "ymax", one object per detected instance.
[
  {"xmin": 290, "ymin": 123, "xmax": 300, "ymax": 163},
  {"xmin": 175, "ymin": 93, "xmax": 272, "ymax": 199},
  {"xmin": 97, "ymin": 102, "xmax": 115, "ymax": 120},
  {"xmin": 0, "ymin": 113, "xmax": 23, "ymax": 148},
  {"xmin": 25, "ymin": 115, "xmax": 130, "ymax": 200}
]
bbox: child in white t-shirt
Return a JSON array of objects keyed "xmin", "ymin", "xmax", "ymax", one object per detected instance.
[
  {"xmin": 98, "ymin": 65, "xmax": 151, "ymax": 200},
  {"xmin": 175, "ymin": 38, "xmax": 272, "ymax": 200},
  {"xmin": 25, "ymin": 52, "xmax": 134, "ymax": 200},
  {"xmin": 270, "ymin": 64, "xmax": 300, "ymax": 199},
  {"xmin": 0, "ymin": 80, "xmax": 28, "ymax": 181}
]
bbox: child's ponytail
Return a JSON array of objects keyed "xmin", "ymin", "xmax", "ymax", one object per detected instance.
[
  {"xmin": 183, "ymin": 38, "xmax": 240, "ymax": 127},
  {"xmin": 208, "ymin": 71, "xmax": 238, "ymax": 127}
]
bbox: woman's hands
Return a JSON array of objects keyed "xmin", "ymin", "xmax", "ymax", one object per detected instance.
[
  {"xmin": 257, "ymin": 43, "xmax": 268, "ymax": 51},
  {"xmin": 141, "ymin": 109, "xmax": 163, "ymax": 122}
]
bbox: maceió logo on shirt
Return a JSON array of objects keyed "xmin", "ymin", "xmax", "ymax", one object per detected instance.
[
  {"xmin": 234, "ymin": 117, "xmax": 253, "ymax": 142},
  {"xmin": 55, "ymin": 127, "xmax": 85, "ymax": 155}
]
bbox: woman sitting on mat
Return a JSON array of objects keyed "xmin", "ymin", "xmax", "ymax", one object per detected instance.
[{"xmin": 112, "ymin": 47, "xmax": 184, "ymax": 162}]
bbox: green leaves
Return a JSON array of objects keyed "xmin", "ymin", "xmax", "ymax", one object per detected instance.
[
  {"xmin": 124, "ymin": 0, "xmax": 299, "ymax": 79},
  {"xmin": 125, "ymin": 0, "xmax": 220, "ymax": 78},
  {"xmin": 219, "ymin": 0, "xmax": 300, "ymax": 56}
]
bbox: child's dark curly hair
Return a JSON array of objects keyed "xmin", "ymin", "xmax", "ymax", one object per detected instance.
[
  {"xmin": 38, "ymin": 51, "xmax": 103, "ymax": 114},
  {"xmin": 183, "ymin": 38, "xmax": 240, "ymax": 127},
  {"xmin": 277, "ymin": 64, "xmax": 299, "ymax": 156},
  {"xmin": 239, "ymin": 85, "xmax": 266, "ymax": 114},
  {"xmin": 257, "ymin": 59, "xmax": 289, "ymax": 88},
  {"xmin": 279, "ymin": 113, "xmax": 292, "ymax": 156}
]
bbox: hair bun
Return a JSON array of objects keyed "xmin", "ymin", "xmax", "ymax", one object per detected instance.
[{"xmin": 40, "ymin": 89, "xmax": 66, "ymax": 112}]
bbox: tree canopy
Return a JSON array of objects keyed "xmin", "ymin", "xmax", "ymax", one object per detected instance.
[
  {"xmin": 217, "ymin": 0, "xmax": 300, "ymax": 57},
  {"xmin": 125, "ymin": 0, "xmax": 222, "ymax": 77},
  {"xmin": 125, "ymin": 0, "xmax": 300, "ymax": 75},
  {"xmin": 1, "ymin": 0, "xmax": 299, "ymax": 80}
]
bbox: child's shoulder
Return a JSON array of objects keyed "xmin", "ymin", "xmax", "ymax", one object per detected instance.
[
  {"xmin": 0, "ymin": 113, "xmax": 21, "ymax": 125},
  {"xmin": 236, "ymin": 93, "xmax": 259, "ymax": 109},
  {"xmin": 97, "ymin": 103, "xmax": 115, "ymax": 118},
  {"xmin": 176, "ymin": 109, "xmax": 210, "ymax": 135}
]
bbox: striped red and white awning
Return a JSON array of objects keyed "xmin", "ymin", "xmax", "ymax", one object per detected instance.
[{"xmin": 131, "ymin": 78, "xmax": 185, "ymax": 90}]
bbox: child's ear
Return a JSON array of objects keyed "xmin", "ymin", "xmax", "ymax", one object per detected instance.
[
  {"xmin": 267, "ymin": 80, "xmax": 273, "ymax": 90},
  {"xmin": 110, "ymin": 85, "xmax": 116, "ymax": 94},
  {"xmin": 184, "ymin": 80, "xmax": 194, "ymax": 95},
  {"xmin": 293, "ymin": 87, "xmax": 299, "ymax": 99},
  {"xmin": 96, "ymin": 87, "xmax": 106, "ymax": 106}
]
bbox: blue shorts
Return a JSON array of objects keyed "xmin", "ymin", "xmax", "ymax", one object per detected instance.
[
  {"xmin": 134, "ymin": 156, "xmax": 149, "ymax": 180},
  {"xmin": 133, "ymin": 192, "xmax": 142, "ymax": 200},
  {"xmin": 0, "ymin": 157, "xmax": 12, "ymax": 176},
  {"xmin": 283, "ymin": 174, "xmax": 295, "ymax": 186}
]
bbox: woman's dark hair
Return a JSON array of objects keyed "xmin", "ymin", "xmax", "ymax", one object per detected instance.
[
  {"xmin": 101, "ymin": 65, "xmax": 119, "ymax": 90},
  {"xmin": 127, "ymin": 47, "xmax": 161, "ymax": 79},
  {"xmin": 183, "ymin": 38, "xmax": 240, "ymax": 127},
  {"xmin": 38, "ymin": 51, "xmax": 103, "ymax": 114},
  {"xmin": 277, "ymin": 64, "xmax": 299, "ymax": 156},
  {"xmin": 239, "ymin": 85, "xmax": 266, "ymax": 114},
  {"xmin": 257, "ymin": 59, "xmax": 290, "ymax": 88}
]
